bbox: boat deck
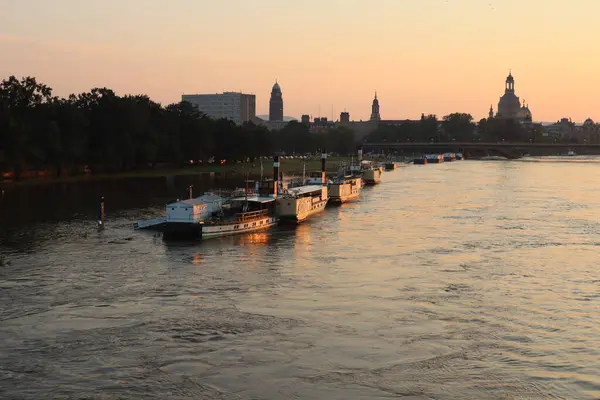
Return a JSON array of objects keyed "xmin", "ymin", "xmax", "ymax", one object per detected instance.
[{"xmin": 284, "ymin": 185, "xmax": 325, "ymax": 197}]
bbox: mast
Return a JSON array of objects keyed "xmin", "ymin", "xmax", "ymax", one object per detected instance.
[
  {"xmin": 303, "ymin": 162, "xmax": 306, "ymax": 184},
  {"xmin": 321, "ymin": 151, "xmax": 327, "ymax": 185},
  {"xmin": 273, "ymin": 155, "xmax": 280, "ymax": 197},
  {"xmin": 260, "ymin": 158, "xmax": 264, "ymax": 181},
  {"xmin": 244, "ymin": 172, "xmax": 249, "ymax": 211}
]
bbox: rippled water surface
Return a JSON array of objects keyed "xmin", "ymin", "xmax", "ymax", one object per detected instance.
[{"xmin": 2, "ymin": 159, "xmax": 600, "ymax": 399}]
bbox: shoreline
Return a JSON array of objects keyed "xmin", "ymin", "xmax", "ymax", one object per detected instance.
[{"xmin": 0, "ymin": 156, "xmax": 365, "ymax": 188}]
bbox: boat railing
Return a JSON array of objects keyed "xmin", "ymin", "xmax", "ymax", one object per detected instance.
[{"xmin": 209, "ymin": 209, "xmax": 269, "ymax": 225}]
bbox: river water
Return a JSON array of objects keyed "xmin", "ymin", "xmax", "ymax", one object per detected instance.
[{"xmin": 1, "ymin": 158, "xmax": 600, "ymax": 399}]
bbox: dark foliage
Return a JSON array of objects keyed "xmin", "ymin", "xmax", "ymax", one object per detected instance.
[{"xmin": 0, "ymin": 76, "xmax": 357, "ymax": 179}]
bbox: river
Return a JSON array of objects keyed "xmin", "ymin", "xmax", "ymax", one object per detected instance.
[{"xmin": 1, "ymin": 158, "xmax": 600, "ymax": 399}]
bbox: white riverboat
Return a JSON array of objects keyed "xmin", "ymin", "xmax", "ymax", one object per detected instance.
[
  {"xmin": 361, "ymin": 160, "xmax": 383, "ymax": 185},
  {"xmin": 328, "ymin": 174, "xmax": 362, "ymax": 204},
  {"xmin": 199, "ymin": 195, "xmax": 278, "ymax": 240},
  {"xmin": 276, "ymin": 152, "xmax": 329, "ymax": 223},
  {"xmin": 275, "ymin": 185, "xmax": 328, "ymax": 223}
]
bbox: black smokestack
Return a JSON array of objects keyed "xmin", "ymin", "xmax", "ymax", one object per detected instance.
[
  {"xmin": 273, "ymin": 155, "xmax": 280, "ymax": 196},
  {"xmin": 321, "ymin": 151, "xmax": 327, "ymax": 185}
]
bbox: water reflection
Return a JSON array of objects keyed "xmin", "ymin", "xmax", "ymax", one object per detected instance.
[{"xmin": 191, "ymin": 253, "xmax": 204, "ymax": 265}]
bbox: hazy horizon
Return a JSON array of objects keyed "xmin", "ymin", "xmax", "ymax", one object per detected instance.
[{"xmin": 2, "ymin": 0, "xmax": 599, "ymax": 122}]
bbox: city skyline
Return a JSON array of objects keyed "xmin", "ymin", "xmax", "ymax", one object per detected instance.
[{"xmin": 1, "ymin": 0, "xmax": 599, "ymax": 122}]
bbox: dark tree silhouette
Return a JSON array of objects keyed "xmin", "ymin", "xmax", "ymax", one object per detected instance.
[{"xmin": 0, "ymin": 76, "xmax": 358, "ymax": 180}]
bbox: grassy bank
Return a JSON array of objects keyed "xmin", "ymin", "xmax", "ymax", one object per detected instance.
[{"xmin": 1, "ymin": 156, "xmax": 360, "ymax": 187}]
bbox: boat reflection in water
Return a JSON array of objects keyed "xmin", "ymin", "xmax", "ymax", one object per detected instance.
[
  {"xmin": 236, "ymin": 231, "xmax": 271, "ymax": 246},
  {"xmin": 191, "ymin": 253, "xmax": 204, "ymax": 265}
]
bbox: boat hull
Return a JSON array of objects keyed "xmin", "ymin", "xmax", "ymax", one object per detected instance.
[
  {"xmin": 162, "ymin": 216, "xmax": 278, "ymax": 240},
  {"xmin": 163, "ymin": 222, "xmax": 203, "ymax": 240},
  {"xmin": 413, "ymin": 159, "xmax": 427, "ymax": 165},
  {"xmin": 328, "ymin": 192, "xmax": 360, "ymax": 204},
  {"xmin": 202, "ymin": 216, "xmax": 278, "ymax": 239},
  {"xmin": 277, "ymin": 198, "xmax": 328, "ymax": 223}
]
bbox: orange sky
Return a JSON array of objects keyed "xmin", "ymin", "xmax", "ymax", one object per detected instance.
[{"xmin": 1, "ymin": 0, "xmax": 599, "ymax": 122}]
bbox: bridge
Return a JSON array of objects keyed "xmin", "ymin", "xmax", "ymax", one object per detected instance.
[{"xmin": 361, "ymin": 142, "xmax": 600, "ymax": 159}]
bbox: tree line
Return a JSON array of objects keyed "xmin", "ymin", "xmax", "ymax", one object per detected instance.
[
  {"xmin": 0, "ymin": 76, "xmax": 356, "ymax": 180},
  {"xmin": 363, "ymin": 113, "xmax": 555, "ymax": 144}
]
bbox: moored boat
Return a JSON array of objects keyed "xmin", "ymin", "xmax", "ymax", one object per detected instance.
[
  {"xmin": 425, "ymin": 154, "xmax": 444, "ymax": 163},
  {"xmin": 276, "ymin": 153, "xmax": 329, "ymax": 223},
  {"xmin": 443, "ymin": 152, "xmax": 457, "ymax": 162},
  {"xmin": 159, "ymin": 185, "xmax": 277, "ymax": 240},
  {"xmin": 384, "ymin": 162, "xmax": 397, "ymax": 170},
  {"xmin": 135, "ymin": 191, "xmax": 224, "ymax": 237},
  {"xmin": 276, "ymin": 185, "xmax": 328, "ymax": 223},
  {"xmin": 413, "ymin": 155, "xmax": 428, "ymax": 165},
  {"xmin": 328, "ymin": 172, "xmax": 362, "ymax": 204},
  {"xmin": 200, "ymin": 195, "xmax": 277, "ymax": 240},
  {"xmin": 456, "ymin": 153, "xmax": 464, "ymax": 160},
  {"xmin": 361, "ymin": 160, "xmax": 383, "ymax": 184}
]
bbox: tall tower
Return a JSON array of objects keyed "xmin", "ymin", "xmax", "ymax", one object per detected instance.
[
  {"xmin": 489, "ymin": 105, "xmax": 494, "ymax": 119},
  {"xmin": 269, "ymin": 81, "xmax": 284, "ymax": 121},
  {"xmin": 370, "ymin": 91, "xmax": 381, "ymax": 121},
  {"xmin": 340, "ymin": 111, "xmax": 350, "ymax": 124},
  {"xmin": 505, "ymin": 71, "xmax": 515, "ymax": 93}
]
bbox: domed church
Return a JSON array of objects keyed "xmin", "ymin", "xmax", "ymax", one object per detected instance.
[{"xmin": 493, "ymin": 71, "xmax": 532, "ymax": 123}]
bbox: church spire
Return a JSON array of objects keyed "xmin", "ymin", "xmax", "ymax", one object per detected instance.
[
  {"xmin": 489, "ymin": 104, "xmax": 494, "ymax": 119},
  {"xmin": 370, "ymin": 91, "xmax": 381, "ymax": 121}
]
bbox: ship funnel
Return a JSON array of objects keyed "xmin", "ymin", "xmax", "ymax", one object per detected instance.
[
  {"xmin": 321, "ymin": 152, "xmax": 327, "ymax": 185},
  {"xmin": 273, "ymin": 155, "xmax": 280, "ymax": 197}
]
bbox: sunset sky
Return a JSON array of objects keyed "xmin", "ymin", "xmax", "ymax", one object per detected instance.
[{"xmin": 1, "ymin": 0, "xmax": 599, "ymax": 122}]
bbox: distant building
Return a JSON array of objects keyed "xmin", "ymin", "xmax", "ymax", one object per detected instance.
[
  {"xmin": 181, "ymin": 92, "xmax": 256, "ymax": 125},
  {"xmin": 269, "ymin": 81, "xmax": 284, "ymax": 121},
  {"xmin": 310, "ymin": 117, "xmax": 336, "ymax": 133},
  {"xmin": 301, "ymin": 114, "xmax": 310, "ymax": 125},
  {"xmin": 544, "ymin": 117, "xmax": 600, "ymax": 143},
  {"xmin": 340, "ymin": 111, "xmax": 350, "ymax": 124},
  {"xmin": 544, "ymin": 118, "xmax": 574, "ymax": 138},
  {"xmin": 370, "ymin": 91, "xmax": 381, "ymax": 121},
  {"xmin": 495, "ymin": 71, "xmax": 532, "ymax": 123}
]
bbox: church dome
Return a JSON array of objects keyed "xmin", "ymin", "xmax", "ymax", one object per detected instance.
[
  {"xmin": 517, "ymin": 106, "xmax": 532, "ymax": 121},
  {"xmin": 584, "ymin": 118, "xmax": 594, "ymax": 126},
  {"xmin": 498, "ymin": 92, "xmax": 520, "ymax": 118}
]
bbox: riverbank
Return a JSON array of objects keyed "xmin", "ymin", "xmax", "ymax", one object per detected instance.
[{"xmin": 0, "ymin": 156, "xmax": 363, "ymax": 188}]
